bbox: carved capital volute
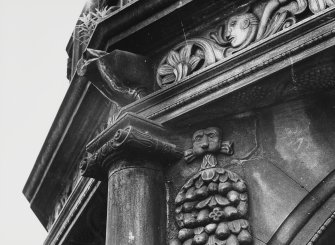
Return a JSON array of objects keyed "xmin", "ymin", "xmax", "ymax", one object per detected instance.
[{"xmin": 80, "ymin": 113, "xmax": 183, "ymax": 181}]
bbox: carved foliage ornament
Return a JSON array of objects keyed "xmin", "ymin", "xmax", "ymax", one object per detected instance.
[
  {"xmin": 170, "ymin": 127, "xmax": 252, "ymax": 245},
  {"xmin": 157, "ymin": 0, "xmax": 335, "ymax": 87}
]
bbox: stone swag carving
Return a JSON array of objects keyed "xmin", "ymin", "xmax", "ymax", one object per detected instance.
[
  {"xmin": 170, "ymin": 127, "xmax": 252, "ymax": 245},
  {"xmin": 157, "ymin": 0, "xmax": 335, "ymax": 87}
]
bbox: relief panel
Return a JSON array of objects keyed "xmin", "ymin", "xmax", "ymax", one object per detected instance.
[
  {"xmin": 170, "ymin": 127, "xmax": 253, "ymax": 245},
  {"xmin": 157, "ymin": 0, "xmax": 335, "ymax": 87},
  {"xmin": 259, "ymin": 99, "xmax": 335, "ymax": 191}
]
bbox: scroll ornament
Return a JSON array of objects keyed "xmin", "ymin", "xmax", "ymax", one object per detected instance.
[
  {"xmin": 80, "ymin": 126, "xmax": 183, "ymax": 180},
  {"xmin": 170, "ymin": 127, "xmax": 252, "ymax": 245},
  {"xmin": 157, "ymin": 0, "xmax": 335, "ymax": 87}
]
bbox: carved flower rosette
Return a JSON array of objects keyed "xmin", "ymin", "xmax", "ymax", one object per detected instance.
[
  {"xmin": 156, "ymin": 39, "xmax": 218, "ymax": 87},
  {"xmin": 171, "ymin": 168, "xmax": 252, "ymax": 245}
]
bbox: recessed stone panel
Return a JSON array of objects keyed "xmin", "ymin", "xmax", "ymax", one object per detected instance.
[
  {"xmin": 243, "ymin": 159, "xmax": 308, "ymax": 243},
  {"xmin": 259, "ymin": 100, "xmax": 335, "ymax": 191}
]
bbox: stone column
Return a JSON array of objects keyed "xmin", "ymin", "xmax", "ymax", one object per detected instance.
[{"xmin": 80, "ymin": 113, "xmax": 182, "ymax": 245}]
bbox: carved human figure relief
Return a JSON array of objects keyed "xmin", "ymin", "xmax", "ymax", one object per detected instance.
[
  {"xmin": 157, "ymin": 0, "xmax": 335, "ymax": 87},
  {"xmin": 225, "ymin": 13, "xmax": 258, "ymax": 49},
  {"xmin": 169, "ymin": 127, "xmax": 252, "ymax": 245}
]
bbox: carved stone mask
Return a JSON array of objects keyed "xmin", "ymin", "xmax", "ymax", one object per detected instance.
[
  {"xmin": 226, "ymin": 14, "xmax": 255, "ymax": 48},
  {"xmin": 192, "ymin": 127, "xmax": 222, "ymax": 156}
]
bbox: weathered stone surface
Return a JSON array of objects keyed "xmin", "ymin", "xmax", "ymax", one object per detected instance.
[
  {"xmin": 217, "ymin": 116, "xmax": 258, "ymax": 162},
  {"xmin": 25, "ymin": 0, "xmax": 335, "ymax": 244},
  {"xmin": 107, "ymin": 166, "xmax": 166, "ymax": 245},
  {"xmin": 259, "ymin": 99, "xmax": 335, "ymax": 191},
  {"xmin": 243, "ymin": 159, "xmax": 308, "ymax": 243},
  {"xmin": 253, "ymin": 237, "xmax": 267, "ymax": 245}
]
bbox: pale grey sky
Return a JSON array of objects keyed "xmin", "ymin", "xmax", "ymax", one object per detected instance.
[{"xmin": 0, "ymin": 0, "xmax": 85, "ymax": 244}]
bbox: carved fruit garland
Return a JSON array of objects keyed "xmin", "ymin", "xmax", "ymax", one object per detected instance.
[
  {"xmin": 170, "ymin": 168, "xmax": 252, "ymax": 245},
  {"xmin": 170, "ymin": 127, "xmax": 252, "ymax": 245}
]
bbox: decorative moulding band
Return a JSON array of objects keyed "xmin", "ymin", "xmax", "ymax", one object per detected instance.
[
  {"xmin": 268, "ymin": 169, "xmax": 335, "ymax": 245},
  {"xmin": 148, "ymin": 28, "xmax": 335, "ymax": 120},
  {"xmin": 307, "ymin": 211, "xmax": 335, "ymax": 245},
  {"xmin": 156, "ymin": 2, "xmax": 335, "ymax": 88},
  {"xmin": 118, "ymin": 8, "xmax": 335, "ymax": 123},
  {"xmin": 44, "ymin": 178, "xmax": 100, "ymax": 245}
]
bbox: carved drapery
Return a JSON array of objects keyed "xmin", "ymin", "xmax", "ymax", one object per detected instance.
[
  {"xmin": 170, "ymin": 127, "xmax": 252, "ymax": 245},
  {"xmin": 157, "ymin": 0, "xmax": 335, "ymax": 87}
]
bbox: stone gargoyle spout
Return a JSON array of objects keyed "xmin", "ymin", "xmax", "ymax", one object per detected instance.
[{"xmin": 77, "ymin": 48, "xmax": 154, "ymax": 107}]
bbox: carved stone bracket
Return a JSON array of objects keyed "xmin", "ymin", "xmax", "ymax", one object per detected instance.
[
  {"xmin": 77, "ymin": 49, "xmax": 154, "ymax": 107},
  {"xmin": 80, "ymin": 112, "xmax": 183, "ymax": 180},
  {"xmin": 170, "ymin": 127, "xmax": 252, "ymax": 245}
]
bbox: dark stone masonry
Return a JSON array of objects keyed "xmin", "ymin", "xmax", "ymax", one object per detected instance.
[{"xmin": 24, "ymin": 0, "xmax": 335, "ymax": 244}]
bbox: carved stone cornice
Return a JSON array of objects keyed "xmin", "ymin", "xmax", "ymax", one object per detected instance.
[
  {"xmin": 88, "ymin": 0, "xmax": 185, "ymax": 50},
  {"xmin": 43, "ymin": 178, "xmax": 100, "ymax": 245},
  {"xmin": 23, "ymin": 79, "xmax": 112, "ymax": 228},
  {"xmin": 80, "ymin": 113, "xmax": 183, "ymax": 180},
  {"xmin": 118, "ymin": 7, "xmax": 335, "ymax": 124}
]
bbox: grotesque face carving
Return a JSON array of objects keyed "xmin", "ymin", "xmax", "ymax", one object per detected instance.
[
  {"xmin": 192, "ymin": 127, "xmax": 222, "ymax": 156},
  {"xmin": 226, "ymin": 13, "xmax": 258, "ymax": 48}
]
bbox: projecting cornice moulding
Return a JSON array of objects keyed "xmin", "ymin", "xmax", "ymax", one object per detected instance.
[{"xmin": 118, "ymin": 7, "xmax": 335, "ymax": 124}]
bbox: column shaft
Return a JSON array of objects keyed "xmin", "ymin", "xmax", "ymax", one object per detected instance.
[{"xmin": 106, "ymin": 166, "xmax": 166, "ymax": 245}]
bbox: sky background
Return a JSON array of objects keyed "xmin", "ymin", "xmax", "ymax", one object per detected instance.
[{"xmin": 0, "ymin": 0, "xmax": 85, "ymax": 244}]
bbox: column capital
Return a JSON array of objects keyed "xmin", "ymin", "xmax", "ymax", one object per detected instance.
[{"xmin": 80, "ymin": 113, "xmax": 183, "ymax": 180}]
